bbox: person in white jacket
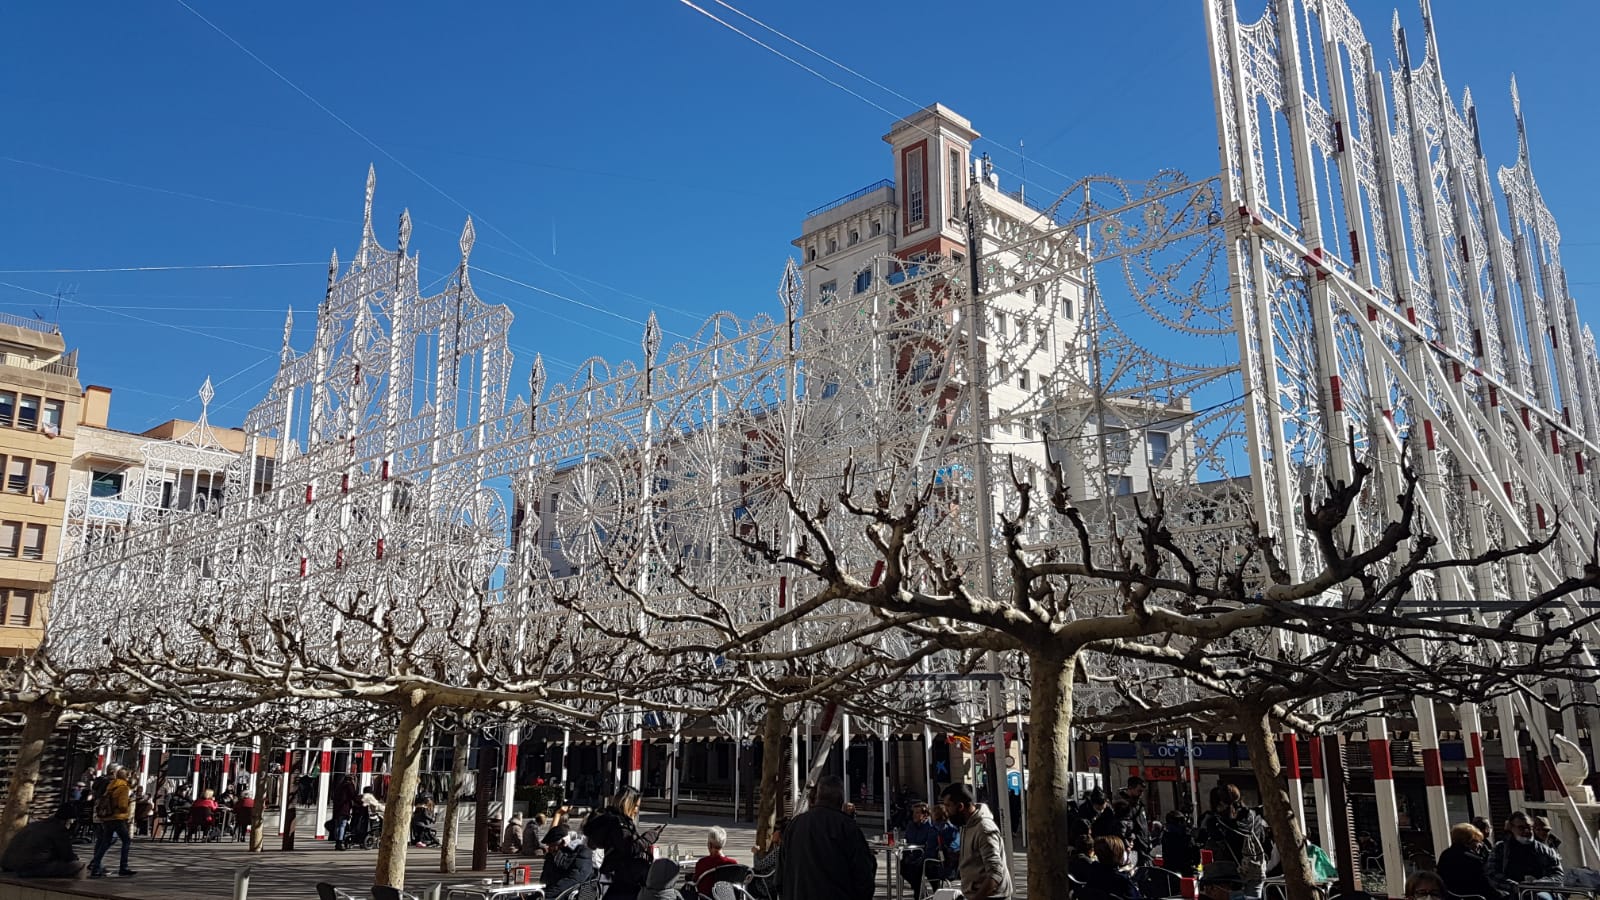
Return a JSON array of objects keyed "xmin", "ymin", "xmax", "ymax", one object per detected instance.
[{"xmin": 940, "ymin": 784, "xmax": 1013, "ymax": 900}]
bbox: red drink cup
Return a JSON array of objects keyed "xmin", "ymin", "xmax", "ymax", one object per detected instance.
[
  {"xmin": 1201, "ymin": 849, "xmax": 1214, "ymax": 866},
  {"xmin": 1181, "ymin": 878, "xmax": 1198, "ymax": 899}
]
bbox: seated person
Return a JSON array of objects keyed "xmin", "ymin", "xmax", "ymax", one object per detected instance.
[
  {"xmin": 1406, "ymin": 871, "xmax": 1447, "ymax": 900},
  {"xmin": 901, "ymin": 803, "xmax": 940, "ymax": 893},
  {"xmin": 188, "ymin": 789, "xmax": 220, "ymax": 839},
  {"xmin": 929, "ymin": 804, "xmax": 960, "ymax": 879},
  {"xmin": 1490, "ymin": 812, "xmax": 1561, "ymax": 890},
  {"xmin": 1069, "ymin": 831, "xmax": 1097, "ymax": 883},
  {"xmin": 641, "ymin": 858, "xmax": 683, "ymax": 900},
  {"xmin": 1531, "ymin": 817, "xmax": 1562, "ymax": 853},
  {"xmin": 233, "ymin": 791, "xmax": 256, "ymax": 840},
  {"xmin": 749, "ymin": 819, "xmax": 785, "ymax": 900},
  {"xmin": 0, "ymin": 806, "xmax": 86, "ymax": 879},
  {"xmin": 692, "ymin": 825, "xmax": 739, "ymax": 896},
  {"xmin": 540, "ymin": 824, "xmax": 595, "ymax": 897},
  {"xmin": 411, "ymin": 798, "xmax": 437, "ymax": 846},
  {"xmin": 1437, "ymin": 822, "xmax": 1508, "ymax": 900},
  {"xmin": 1082, "ymin": 835, "xmax": 1140, "ymax": 900}
]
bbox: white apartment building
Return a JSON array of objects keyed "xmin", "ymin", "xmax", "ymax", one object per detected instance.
[{"xmin": 794, "ymin": 104, "xmax": 1191, "ymax": 501}]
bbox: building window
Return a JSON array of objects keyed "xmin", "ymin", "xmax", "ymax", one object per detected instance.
[
  {"xmin": 996, "ymin": 361, "xmax": 1009, "ymax": 384},
  {"xmin": 0, "ymin": 393, "xmax": 13, "ymax": 428},
  {"xmin": 1039, "ymin": 374, "xmax": 1051, "ymax": 395},
  {"xmin": 827, "ymin": 237, "xmax": 837, "ymax": 254},
  {"xmin": 20, "ymin": 524, "xmax": 43, "ymax": 560},
  {"xmin": 949, "ymin": 148, "xmax": 964, "ymax": 220},
  {"xmin": 1, "ymin": 589, "xmax": 34, "ymax": 627},
  {"xmin": 1108, "ymin": 475, "xmax": 1133, "ymax": 497},
  {"xmin": 30, "ymin": 461, "xmax": 53, "ymax": 502},
  {"xmin": 1017, "ymin": 369, "xmax": 1029, "ymax": 390},
  {"xmin": 905, "ymin": 146, "xmax": 926, "ymax": 229},
  {"xmin": 42, "ymin": 400, "xmax": 63, "ymax": 436},
  {"xmin": 854, "ymin": 269, "xmax": 873, "ymax": 295},
  {"xmin": 1106, "ymin": 431, "xmax": 1132, "ymax": 465},
  {"xmin": 1062, "ymin": 297, "xmax": 1074, "ymax": 319},
  {"xmin": 17, "ymin": 396, "xmax": 37, "ymax": 430},
  {"xmin": 849, "ymin": 229, "xmax": 859, "ymax": 246},
  {"xmin": 994, "ymin": 312, "xmax": 1007, "ymax": 337},
  {"xmin": 92, "ymin": 470, "xmax": 124, "ymax": 498},
  {"xmin": 806, "ymin": 246, "xmax": 817, "ymax": 262},
  {"xmin": 819, "ymin": 281, "xmax": 837, "ymax": 304},
  {"xmin": 871, "ymin": 221, "xmax": 882, "ymax": 237},
  {"xmin": 5, "ymin": 457, "xmax": 27, "ymax": 494},
  {"xmin": 0, "ymin": 522, "xmax": 17, "ymax": 559},
  {"xmin": 1037, "ymin": 325, "xmax": 1049, "ymax": 348},
  {"xmin": 910, "ymin": 351, "xmax": 934, "ymax": 383},
  {"xmin": 1148, "ymin": 431, "xmax": 1172, "ymax": 467}
]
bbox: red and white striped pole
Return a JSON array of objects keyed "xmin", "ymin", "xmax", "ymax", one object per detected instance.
[
  {"xmin": 1280, "ymin": 731, "xmax": 1307, "ymax": 838},
  {"xmin": 359, "ymin": 742, "xmax": 374, "ymax": 791},
  {"xmin": 190, "ymin": 744, "xmax": 202, "ymax": 798},
  {"xmin": 1458, "ymin": 702, "xmax": 1489, "ymax": 817},
  {"xmin": 221, "ymin": 743, "xmax": 233, "ymax": 795},
  {"xmin": 247, "ymin": 737, "xmax": 261, "ymax": 799},
  {"xmin": 1496, "ymin": 695, "xmax": 1525, "ymax": 812},
  {"xmin": 277, "ymin": 748, "xmax": 294, "ymax": 836},
  {"xmin": 137, "ymin": 736, "xmax": 151, "ymax": 794},
  {"xmin": 1307, "ymin": 737, "xmax": 1334, "ymax": 851},
  {"xmin": 1412, "ymin": 698, "xmax": 1450, "ymax": 856},
  {"xmin": 313, "ymin": 737, "xmax": 333, "ymax": 840},
  {"xmin": 1366, "ymin": 713, "xmax": 1405, "ymax": 900},
  {"xmin": 502, "ymin": 726, "xmax": 521, "ymax": 817}
]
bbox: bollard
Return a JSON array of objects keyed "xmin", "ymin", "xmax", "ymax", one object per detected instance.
[
  {"xmin": 233, "ymin": 865, "xmax": 252, "ymax": 900},
  {"xmin": 423, "ymin": 883, "xmax": 443, "ymax": 900}
]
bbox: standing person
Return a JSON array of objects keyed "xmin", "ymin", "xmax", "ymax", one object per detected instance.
[
  {"xmin": 1084, "ymin": 836, "xmax": 1142, "ymax": 899},
  {"xmin": 1198, "ymin": 785, "xmax": 1268, "ymax": 897},
  {"xmin": 503, "ymin": 812, "xmax": 526, "ymax": 855},
  {"xmin": 133, "ymin": 790, "xmax": 153, "ymax": 837},
  {"xmin": 0, "ymin": 805, "xmax": 86, "ymax": 879},
  {"xmin": 87, "ymin": 767, "xmax": 135, "ymax": 878},
  {"xmin": 1162, "ymin": 810, "xmax": 1199, "ymax": 875},
  {"xmin": 583, "ymin": 786, "xmax": 656, "ymax": 900},
  {"xmin": 1119, "ymin": 776, "xmax": 1152, "ymax": 860},
  {"xmin": 780, "ymin": 775, "xmax": 876, "ymax": 900},
  {"xmin": 332, "ymin": 773, "xmax": 358, "ymax": 850},
  {"xmin": 940, "ymin": 783, "xmax": 1013, "ymax": 900}
]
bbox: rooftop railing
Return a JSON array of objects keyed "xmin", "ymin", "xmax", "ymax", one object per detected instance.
[{"xmin": 806, "ymin": 178, "xmax": 894, "ymax": 219}]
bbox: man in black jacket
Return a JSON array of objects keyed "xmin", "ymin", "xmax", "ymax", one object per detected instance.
[
  {"xmin": 0, "ymin": 806, "xmax": 86, "ymax": 879},
  {"xmin": 780, "ymin": 775, "xmax": 876, "ymax": 900},
  {"xmin": 1490, "ymin": 812, "xmax": 1562, "ymax": 890},
  {"xmin": 539, "ymin": 825, "xmax": 596, "ymax": 897}
]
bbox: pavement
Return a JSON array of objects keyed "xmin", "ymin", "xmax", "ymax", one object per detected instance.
[{"xmin": 0, "ymin": 812, "xmax": 1031, "ymax": 899}]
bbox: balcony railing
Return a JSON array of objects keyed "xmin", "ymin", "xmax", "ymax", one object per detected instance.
[
  {"xmin": 0, "ymin": 311, "xmax": 59, "ymax": 335},
  {"xmin": 806, "ymin": 179, "xmax": 894, "ymax": 219}
]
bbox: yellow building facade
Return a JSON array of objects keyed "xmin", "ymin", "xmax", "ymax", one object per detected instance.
[{"xmin": 0, "ymin": 316, "xmax": 81, "ymax": 655}]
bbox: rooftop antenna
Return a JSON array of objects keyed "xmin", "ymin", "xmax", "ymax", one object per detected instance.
[{"xmin": 1018, "ymin": 139, "xmax": 1026, "ymax": 204}]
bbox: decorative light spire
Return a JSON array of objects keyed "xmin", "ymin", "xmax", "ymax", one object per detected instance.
[
  {"xmin": 459, "ymin": 217, "xmax": 476, "ymax": 266},
  {"xmin": 529, "ymin": 353, "xmax": 546, "ymax": 402},
  {"xmin": 643, "ymin": 311, "xmax": 661, "ymax": 363},
  {"xmin": 398, "ymin": 208, "xmax": 413, "ymax": 255},
  {"xmin": 281, "ymin": 306, "xmax": 295, "ymax": 358}
]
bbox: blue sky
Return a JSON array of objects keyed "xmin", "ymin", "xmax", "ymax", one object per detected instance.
[{"xmin": 2, "ymin": 1, "xmax": 1596, "ymax": 433}]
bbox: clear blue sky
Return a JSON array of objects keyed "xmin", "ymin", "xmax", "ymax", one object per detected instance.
[{"xmin": 3, "ymin": 1, "xmax": 1596, "ymax": 433}]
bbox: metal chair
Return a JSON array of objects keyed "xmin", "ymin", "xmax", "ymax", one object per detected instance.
[
  {"xmin": 550, "ymin": 880, "xmax": 606, "ymax": 900},
  {"xmin": 315, "ymin": 884, "xmax": 363, "ymax": 900},
  {"xmin": 1134, "ymin": 866, "xmax": 1181, "ymax": 899}
]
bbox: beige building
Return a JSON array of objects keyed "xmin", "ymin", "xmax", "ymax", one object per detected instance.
[
  {"xmin": 0, "ymin": 315, "xmax": 81, "ymax": 655},
  {"xmin": 62, "ymin": 380, "xmax": 275, "ymax": 567}
]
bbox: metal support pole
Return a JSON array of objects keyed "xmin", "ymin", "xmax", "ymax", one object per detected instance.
[
  {"xmin": 191, "ymin": 743, "xmax": 202, "ymax": 799},
  {"xmin": 359, "ymin": 741, "xmax": 374, "ymax": 792},
  {"xmin": 1309, "ymin": 738, "xmax": 1333, "ymax": 850},
  {"xmin": 1412, "ymin": 698, "xmax": 1451, "ymax": 857},
  {"xmin": 1496, "ymin": 695, "xmax": 1527, "ymax": 811},
  {"xmin": 502, "ymin": 725, "xmax": 520, "ymax": 818},
  {"xmin": 314, "ymin": 737, "xmax": 332, "ymax": 841},
  {"xmin": 1281, "ymin": 732, "xmax": 1306, "ymax": 846},
  {"xmin": 248, "ymin": 737, "xmax": 261, "ymax": 801},
  {"xmin": 138, "ymin": 736, "xmax": 152, "ymax": 796},
  {"xmin": 1365, "ymin": 713, "xmax": 1405, "ymax": 900},
  {"xmin": 277, "ymin": 748, "xmax": 293, "ymax": 836},
  {"xmin": 1458, "ymin": 703, "xmax": 1489, "ymax": 818}
]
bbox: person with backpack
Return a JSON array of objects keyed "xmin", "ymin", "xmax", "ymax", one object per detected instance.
[
  {"xmin": 1197, "ymin": 785, "xmax": 1268, "ymax": 898},
  {"xmin": 584, "ymin": 786, "xmax": 659, "ymax": 900},
  {"xmin": 87, "ymin": 767, "xmax": 135, "ymax": 878}
]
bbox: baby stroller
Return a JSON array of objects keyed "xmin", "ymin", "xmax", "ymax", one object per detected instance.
[{"xmin": 351, "ymin": 810, "xmax": 383, "ymax": 851}]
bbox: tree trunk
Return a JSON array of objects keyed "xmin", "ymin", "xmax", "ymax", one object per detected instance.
[
  {"xmin": 0, "ymin": 702, "xmax": 61, "ymax": 855},
  {"xmin": 1025, "ymin": 651, "xmax": 1077, "ymax": 900},
  {"xmin": 440, "ymin": 724, "xmax": 470, "ymax": 873},
  {"xmin": 376, "ymin": 698, "xmax": 435, "ymax": 889},
  {"xmin": 752, "ymin": 702, "xmax": 787, "ymax": 854},
  {"xmin": 1240, "ymin": 704, "xmax": 1316, "ymax": 900}
]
